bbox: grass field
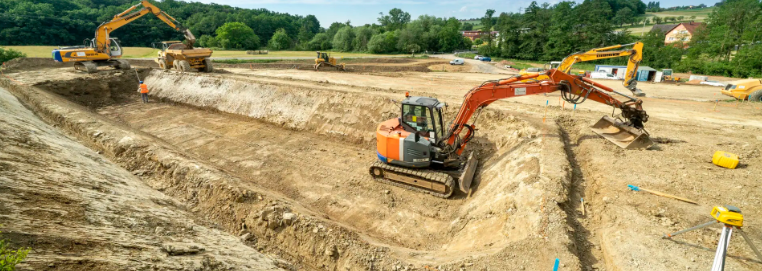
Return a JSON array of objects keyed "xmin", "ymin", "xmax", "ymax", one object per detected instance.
[
  {"xmin": 617, "ymin": 7, "xmax": 714, "ymax": 35},
  {"xmin": 3, "ymin": 46, "xmax": 159, "ymax": 58},
  {"xmin": 2, "ymin": 46, "xmax": 408, "ymax": 59}
]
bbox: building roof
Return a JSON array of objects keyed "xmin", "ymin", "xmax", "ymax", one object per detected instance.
[
  {"xmin": 666, "ymin": 22, "xmax": 706, "ymax": 35},
  {"xmin": 650, "ymin": 24, "xmax": 678, "ymax": 34}
]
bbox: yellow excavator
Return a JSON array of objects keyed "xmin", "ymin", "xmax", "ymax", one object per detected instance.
[
  {"xmin": 520, "ymin": 42, "xmax": 645, "ymax": 97},
  {"xmin": 52, "ymin": 0, "xmax": 210, "ymax": 73}
]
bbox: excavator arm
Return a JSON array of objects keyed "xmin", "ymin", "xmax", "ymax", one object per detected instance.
[
  {"xmin": 441, "ymin": 68, "xmax": 651, "ymax": 154},
  {"xmin": 94, "ymin": 0, "xmax": 196, "ymax": 53},
  {"xmin": 556, "ymin": 42, "xmax": 645, "ymax": 97}
]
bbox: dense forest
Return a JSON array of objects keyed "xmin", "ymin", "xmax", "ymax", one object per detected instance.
[{"xmin": 0, "ymin": 0, "xmax": 313, "ymax": 49}]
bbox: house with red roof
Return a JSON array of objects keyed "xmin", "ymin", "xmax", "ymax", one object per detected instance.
[{"xmin": 664, "ymin": 22, "xmax": 706, "ymax": 46}]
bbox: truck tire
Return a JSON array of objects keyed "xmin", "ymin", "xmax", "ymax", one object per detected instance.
[
  {"xmin": 157, "ymin": 58, "xmax": 166, "ymax": 70},
  {"xmin": 749, "ymin": 90, "xmax": 762, "ymax": 102},
  {"xmin": 173, "ymin": 60, "xmax": 181, "ymax": 71},
  {"xmin": 178, "ymin": 60, "xmax": 191, "ymax": 72},
  {"xmin": 201, "ymin": 58, "xmax": 213, "ymax": 73}
]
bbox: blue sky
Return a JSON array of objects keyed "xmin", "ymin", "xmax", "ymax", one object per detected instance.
[{"xmin": 181, "ymin": 0, "xmax": 719, "ymax": 27}]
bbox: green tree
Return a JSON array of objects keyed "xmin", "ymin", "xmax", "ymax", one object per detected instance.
[
  {"xmin": 297, "ymin": 25, "xmax": 315, "ymax": 48},
  {"xmin": 214, "ymin": 22, "xmax": 260, "ymax": 50},
  {"xmin": 437, "ymin": 18, "xmax": 465, "ymax": 52},
  {"xmin": 307, "ymin": 33, "xmax": 331, "ymax": 50},
  {"xmin": 378, "ymin": 8, "xmax": 411, "ymax": 31},
  {"xmin": 268, "ymin": 28, "xmax": 292, "ymax": 50},
  {"xmin": 0, "ymin": 47, "xmax": 26, "ymax": 63},
  {"xmin": 544, "ymin": 1, "xmax": 578, "ymax": 60},
  {"xmin": 353, "ymin": 26, "xmax": 375, "ymax": 51},
  {"xmin": 463, "ymin": 37, "xmax": 473, "ymax": 49},
  {"xmin": 1, "ymin": 228, "xmax": 30, "ymax": 270},
  {"xmin": 519, "ymin": 2, "xmax": 552, "ymax": 60},
  {"xmin": 473, "ymin": 38, "xmax": 483, "ymax": 45},
  {"xmin": 332, "ymin": 26, "xmax": 355, "ymax": 51},
  {"xmin": 462, "ymin": 23, "xmax": 474, "ymax": 31},
  {"xmin": 481, "ymin": 9, "xmax": 496, "ymax": 47},
  {"xmin": 577, "ymin": 0, "xmax": 614, "ymax": 48},
  {"xmin": 613, "ymin": 7, "xmax": 634, "ymax": 26},
  {"xmin": 367, "ymin": 31, "xmax": 399, "ymax": 53}
]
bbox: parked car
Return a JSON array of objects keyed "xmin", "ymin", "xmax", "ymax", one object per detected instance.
[
  {"xmin": 474, "ymin": 55, "xmax": 482, "ymax": 60},
  {"xmin": 480, "ymin": 57, "xmax": 491, "ymax": 62},
  {"xmin": 590, "ymin": 71, "xmax": 618, "ymax": 80},
  {"xmin": 449, "ymin": 59, "xmax": 465, "ymax": 65}
]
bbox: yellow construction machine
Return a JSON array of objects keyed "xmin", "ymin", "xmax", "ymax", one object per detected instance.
[
  {"xmin": 52, "ymin": 0, "xmax": 211, "ymax": 73},
  {"xmin": 314, "ymin": 51, "xmax": 345, "ymax": 71},
  {"xmin": 154, "ymin": 41, "xmax": 213, "ymax": 72},
  {"xmin": 519, "ymin": 42, "xmax": 646, "ymax": 97}
]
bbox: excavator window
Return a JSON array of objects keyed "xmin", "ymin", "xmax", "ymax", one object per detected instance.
[{"xmin": 402, "ymin": 104, "xmax": 435, "ymax": 137}]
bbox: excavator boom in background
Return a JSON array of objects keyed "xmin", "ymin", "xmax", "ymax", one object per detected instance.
[
  {"xmin": 521, "ymin": 42, "xmax": 646, "ymax": 97},
  {"xmin": 370, "ymin": 43, "xmax": 653, "ymax": 198},
  {"xmin": 52, "ymin": 0, "xmax": 212, "ymax": 73}
]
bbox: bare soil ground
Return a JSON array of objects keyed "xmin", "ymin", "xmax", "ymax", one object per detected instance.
[{"xmin": 2, "ymin": 58, "xmax": 762, "ymax": 271}]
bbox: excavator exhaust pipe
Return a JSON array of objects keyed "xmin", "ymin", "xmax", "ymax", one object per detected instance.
[
  {"xmin": 458, "ymin": 152, "xmax": 478, "ymax": 194},
  {"xmin": 591, "ymin": 116, "xmax": 653, "ymax": 149}
]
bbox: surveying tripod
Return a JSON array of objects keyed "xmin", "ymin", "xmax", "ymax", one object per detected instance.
[{"xmin": 663, "ymin": 206, "xmax": 762, "ymax": 271}]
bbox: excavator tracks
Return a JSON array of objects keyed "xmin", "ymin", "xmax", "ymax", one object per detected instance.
[{"xmin": 369, "ymin": 161, "xmax": 455, "ymax": 198}]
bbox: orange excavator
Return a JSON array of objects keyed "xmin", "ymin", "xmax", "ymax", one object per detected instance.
[{"xmin": 370, "ymin": 44, "xmax": 653, "ymax": 198}]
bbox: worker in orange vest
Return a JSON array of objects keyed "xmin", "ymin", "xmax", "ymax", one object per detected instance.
[{"xmin": 137, "ymin": 81, "xmax": 149, "ymax": 103}]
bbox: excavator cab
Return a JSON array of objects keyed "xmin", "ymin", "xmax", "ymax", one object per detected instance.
[
  {"xmin": 400, "ymin": 97, "xmax": 445, "ymax": 143},
  {"xmin": 107, "ymin": 38, "xmax": 123, "ymax": 57}
]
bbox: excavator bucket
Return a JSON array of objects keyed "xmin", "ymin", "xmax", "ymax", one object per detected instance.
[
  {"xmin": 458, "ymin": 152, "xmax": 478, "ymax": 194},
  {"xmin": 591, "ymin": 116, "xmax": 653, "ymax": 149}
]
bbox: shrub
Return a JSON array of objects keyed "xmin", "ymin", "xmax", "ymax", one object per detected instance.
[
  {"xmin": 1, "ymin": 228, "xmax": 30, "ymax": 270},
  {"xmin": 0, "ymin": 48, "xmax": 26, "ymax": 64}
]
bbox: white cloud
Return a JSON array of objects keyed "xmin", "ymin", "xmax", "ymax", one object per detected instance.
[{"xmin": 459, "ymin": 6, "xmax": 467, "ymax": 12}]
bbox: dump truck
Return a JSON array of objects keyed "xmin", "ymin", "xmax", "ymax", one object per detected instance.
[
  {"xmin": 721, "ymin": 79, "xmax": 762, "ymax": 101},
  {"xmin": 154, "ymin": 41, "xmax": 213, "ymax": 72}
]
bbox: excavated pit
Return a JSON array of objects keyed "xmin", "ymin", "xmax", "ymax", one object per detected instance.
[{"xmin": 17, "ymin": 69, "xmax": 580, "ymax": 269}]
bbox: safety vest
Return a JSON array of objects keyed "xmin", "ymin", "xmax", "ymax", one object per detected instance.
[{"xmin": 139, "ymin": 84, "xmax": 149, "ymax": 94}]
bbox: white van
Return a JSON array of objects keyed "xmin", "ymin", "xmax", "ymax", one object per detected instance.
[
  {"xmin": 474, "ymin": 55, "xmax": 482, "ymax": 60},
  {"xmin": 449, "ymin": 59, "xmax": 465, "ymax": 65},
  {"xmin": 590, "ymin": 71, "xmax": 619, "ymax": 80}
]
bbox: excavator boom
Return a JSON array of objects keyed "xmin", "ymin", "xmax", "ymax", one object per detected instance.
[{"xmin": 557, "ymin": 42, "xmax": 645, "ymax": 96}]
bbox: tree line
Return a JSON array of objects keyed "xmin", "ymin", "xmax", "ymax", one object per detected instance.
[
  {"xmin": 199, "ymin": 8, "xmax": 473, "ymax": 53},
  {"xmin": 0, "ymin": 0, "xmax": 315, "ymax": 50}
]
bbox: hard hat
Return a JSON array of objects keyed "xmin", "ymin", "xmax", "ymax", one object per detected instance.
[{"xmin": 140, "ymin": 81, "xmax": 143, "ymax": 83}]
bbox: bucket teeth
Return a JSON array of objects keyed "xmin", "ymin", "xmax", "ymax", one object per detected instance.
[{"xmin": 591, "ymin": 115, "xmax": 653, "ymax": 149}]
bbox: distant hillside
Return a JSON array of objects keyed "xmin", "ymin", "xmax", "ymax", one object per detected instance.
[{"xmin": 617, "ymin": 7, "xmax": 713, "ymax": 35}]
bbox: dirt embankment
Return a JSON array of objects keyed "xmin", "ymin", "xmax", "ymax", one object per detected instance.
[
  {"xmin": 3, "ymin": 57, "xmax": 158, "ymax": 72},
  {"xmin": 214, "ymin": 58, "xmax": 447, "ymax": 73},
  {"xmin": 0, "ymin": 84, "xmax": 284, "ymax": 270}
]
